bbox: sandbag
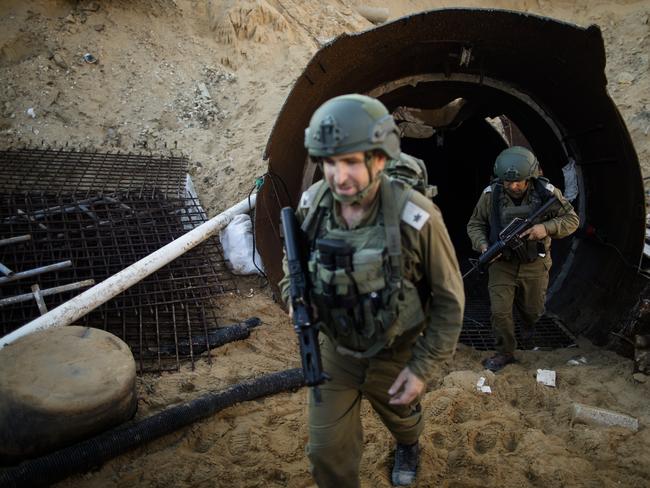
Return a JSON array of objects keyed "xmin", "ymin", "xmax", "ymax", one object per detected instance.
[
  {"xmin": 0, "ymin": 326, "xmax": 137, "ymax": 462},
  {"xmin": 219, "ymin": 213, "xmax": 264, "ymax": 275}
]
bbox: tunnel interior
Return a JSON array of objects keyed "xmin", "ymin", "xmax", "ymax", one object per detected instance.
[
  {"xmin": 256, "ymin": 8, "xmax": 645, "ymax": 346},
  {"xmin": 377, "ymin": 80, "xmax": 573, "ymax": 280}
]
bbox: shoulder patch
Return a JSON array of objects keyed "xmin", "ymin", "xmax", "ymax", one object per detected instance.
[
  {"xmin": 483, "ymin": 185, "xmax": 492, "ymax": 194},
  {"xmin": 544, "ymin": 182, "xmax": 555, "ymax": 193},
  {"xmin": 299, "ymin": 182, "xmax": 324, "ymax": 209},
  {"xmin": 299, "ymin": 191, "xmax": 313, "ymax": 209},
  {"xmin": 401, "ymin": 200, "xmax": 430, "ymax": 231}
]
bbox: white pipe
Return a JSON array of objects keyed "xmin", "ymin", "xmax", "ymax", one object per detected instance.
[{"xmin": 0, "ymin": 193, "xmax": 257, "ymax": 348}]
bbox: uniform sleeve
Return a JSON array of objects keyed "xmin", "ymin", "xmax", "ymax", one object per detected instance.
[
  {"xmin": 406, "ymin": 202, "xmax": 465, "ymax": 382},
  {"xmin": 466, "ymin": 191, "xmax": 492, "ymax": 252},
  {"xmin": 279, "ymin": 255, "xmax": 291, "ymax": 306},
  {"xmin": 542, "ymin": 187, "xmax": 579, "ymax": 238}
]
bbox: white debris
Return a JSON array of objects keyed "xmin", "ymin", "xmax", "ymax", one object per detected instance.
[
  {"xmin": 536, "ymin": 369, "xmax": 556, "ymax": 387},
  {"xmin": 198, "ymin": 82, "xmax": 211, "ymax": 99},
  {"xmin": 572, "ymin": 403, "xmax": 639, "ymax": 431},
  {"xmin": 26, "ymin": 108, "xmax": 36, "ymax": 118},
  {"xmin": 562, "ymin": 158, "xmax": 579, "ymax": 202},
  {"xmin": 476, "ymin": 376, "xmax": 492, "ymax": 394},
  {"xmin": 567, "ymin": 355, "xmax": 588, "ymax": 366}
]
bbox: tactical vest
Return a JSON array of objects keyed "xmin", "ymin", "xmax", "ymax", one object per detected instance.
[
  {"xmin": 300, "ymin": 174, "xmax": 427, "ymax": 358},
  {"xmin": 489, "ymin": 177, "xmax": 553, "ymax": 262}
]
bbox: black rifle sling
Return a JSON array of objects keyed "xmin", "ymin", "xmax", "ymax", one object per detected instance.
[{"xmin": 489, "ymin": 181, "xmax": 503, "ymax": 245}]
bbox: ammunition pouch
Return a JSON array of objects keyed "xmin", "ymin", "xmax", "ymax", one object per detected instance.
[{"xmin": 308, "ymin": 237, "xmax": 424, "ymax": 355}]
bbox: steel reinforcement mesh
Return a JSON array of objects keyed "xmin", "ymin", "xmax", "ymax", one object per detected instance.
[
  {"xmin": 0, "ymin": 149, "xmax": 237, "ymax": 372},
  {"xmin": 460, "ymin": 272, "xmax": 577, "ymax": 351},
  {"xmin": 3, "ymin": 149, "xmax": 188, "ymax": 197}
]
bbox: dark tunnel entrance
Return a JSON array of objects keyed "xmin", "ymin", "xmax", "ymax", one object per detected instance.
[
  {"xmin": 371, "ymin": 78, "xmax": 574, "ymax": 282},
  {"xmin": 255, "ymin": 8, "xmax": 645, "ymax": 347}
]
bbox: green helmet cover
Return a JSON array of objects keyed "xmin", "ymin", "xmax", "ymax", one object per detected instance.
[
  {"xmin": 305, "ymin": 94, "xmax": 401, "ymax": 204},
  {"xmin": 304, "ymin": 94, "xmax": 401, "ymax": 160},
  {"xmin": 493, "ymin": 146, "xmax": 540, "ymax": 181}
]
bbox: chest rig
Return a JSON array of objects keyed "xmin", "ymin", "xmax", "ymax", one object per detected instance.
[
  {"xmin": 489, "ymin": 177, "xmax": 553, "ymax": 262},
  {"xmin": 300, "ymin": 175, "xmax": 427, "ymax": 358}
]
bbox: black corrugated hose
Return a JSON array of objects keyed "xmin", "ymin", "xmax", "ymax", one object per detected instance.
[{"xmin": 0, "ymin": 368, "xmax": 305, "ymax": 488}]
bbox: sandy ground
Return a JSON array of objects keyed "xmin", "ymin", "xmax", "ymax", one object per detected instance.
[
  {"xmin": 44, "ymin": 283, "xmax": 650, "ymax": 488},
  {"xmin": 1, "ymin": 0, "xmax": 649, "ymax": 487}
]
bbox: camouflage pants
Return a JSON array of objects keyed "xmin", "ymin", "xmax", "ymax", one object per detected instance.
[
  {"xmin": 306, "ymin": 336, "xmax": 423, "ymax": 488},
  {"xmin": 488, "ymin": 258, "xmax": 549, "ymax": 355}
]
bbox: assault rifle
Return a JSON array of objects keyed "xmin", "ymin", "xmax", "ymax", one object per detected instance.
[
  {"xmin": 280, "ymin": 207, "xmax": 329, "ymax": 403},
  {"xmin": 463, "ymin": 195, "xmax": 559, "ymax": 278}
]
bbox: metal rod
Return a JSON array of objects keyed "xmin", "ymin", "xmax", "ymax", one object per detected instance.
[
  {"xmin": 0, "ymin": 260, "xmax": 72, "ymax": 285},
  {"xmin": 0, "ymin": 235, "xmax": 31, "ymax": 247},
  {"xmin": 0, "ymin": 194, "xmax": 256, "ymax": 348},
  {"xmin": 31, "ymin": 284, "xmax": 48, "ymax": 315},
  {"xmin": 0, "ymin": 262, "xmax": 13, "ymax": 276},
  {"xmin": 0, "ymin": 280, "xmax": 96, "ymax": 307}
]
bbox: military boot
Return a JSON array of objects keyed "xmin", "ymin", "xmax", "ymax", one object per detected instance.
[
  {"xmin": 482, "ymin": 353, "xmax": 516, "ymax": 372},
  {"xmin": 391, "ymin": 441, "xmax": 419, "ymax": 486}
]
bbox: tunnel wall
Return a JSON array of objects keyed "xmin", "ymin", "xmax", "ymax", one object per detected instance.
[{"xmin": 256, "ymin": 8, "xmax": 645, "ymax": 339}]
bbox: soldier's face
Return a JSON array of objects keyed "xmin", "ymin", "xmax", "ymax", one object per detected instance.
[
  {"xmin": 322, "ymin": 151, "xmax": 386, "ymax": 197},
  {"xmin": 504, "ymin": 179, "xmax": 529, "ymax": 198}
]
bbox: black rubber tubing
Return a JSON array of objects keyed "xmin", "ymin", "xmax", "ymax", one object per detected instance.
[{"xmin": 0, "ymin": 368, "xmax": 305, "ymax": 488}]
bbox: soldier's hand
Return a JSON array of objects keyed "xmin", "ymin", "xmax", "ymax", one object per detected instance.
[
  {"xmin": 388, "ymin": 367, "xmax": 425, "ymax": 406},
  {"xmin": 521, "ymin": 223, "xmax": 548, "ymax": 241},
  {"xmin": 479, "ymin": 244, "xmax": 488, "ymax": 254}
]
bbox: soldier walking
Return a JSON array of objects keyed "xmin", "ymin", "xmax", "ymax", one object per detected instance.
[
  {"xmin": 280, "ymin": 94, "xmax": 465, "ymax": 487},
  {"xmin": 466, "ymin": 146, "xmax": 579, "ymax": 372}
]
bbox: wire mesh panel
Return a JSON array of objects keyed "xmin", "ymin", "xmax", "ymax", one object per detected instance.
[
  {"xmin": 0, "ymin": 149, "xmax": 237, "ymax": 372},
  {"xmin": 1, "ymin": 149, "xmax": 187, "ymax": 198}
]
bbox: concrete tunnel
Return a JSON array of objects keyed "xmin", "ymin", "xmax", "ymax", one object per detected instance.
[{"xmin": 254, "ymin": 8, "xmax": 645, "ymax": 346}]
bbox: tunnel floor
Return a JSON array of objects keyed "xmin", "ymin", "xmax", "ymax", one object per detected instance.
[{"xmin": 461, "ymin": 274, "xmax": 577, "ymax": 351}]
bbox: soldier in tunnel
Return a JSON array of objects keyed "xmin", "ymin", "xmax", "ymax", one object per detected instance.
[
  {"xmin": 280, "ymin": 94, "xmax": 465, "ymax": 487},
  {"xmin": 467, "ymin": 146, "xmax": 579, "ymax": 372}
]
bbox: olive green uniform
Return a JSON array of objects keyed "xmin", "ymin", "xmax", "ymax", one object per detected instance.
[
  {"xmin": 466, "ymin": 180, "xmax": 579, "ymax": 355},
  {"xmin": 280, "ymin": 175, "xmax": 465, "ymax": 488}
]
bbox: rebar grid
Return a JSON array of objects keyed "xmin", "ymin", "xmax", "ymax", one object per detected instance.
[
  {"xmin": 1, "ymin": 149, "xmax": 187, "ymax": 198},
  {"xmin": 0, "ymin": 149, "xmax": 237, "ymax": 373}
]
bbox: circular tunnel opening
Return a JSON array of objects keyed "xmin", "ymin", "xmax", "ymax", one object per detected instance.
[
  {"xmin": 370, "ymin": 77, "xmax": 575, "ymax": 286},
  {"xmin": 256, "ymin": 8, "xmax": 645, "ymax": 346}
]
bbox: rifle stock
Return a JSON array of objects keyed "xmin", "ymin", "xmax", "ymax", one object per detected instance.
[{"xmin": 280, "ymin": 207, "xmax": 329, "ymax": 402}]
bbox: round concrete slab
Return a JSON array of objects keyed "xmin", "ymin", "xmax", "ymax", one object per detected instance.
[{"xmin": 0, "ymin": 326, "xmax": 137, "ymax": 460}]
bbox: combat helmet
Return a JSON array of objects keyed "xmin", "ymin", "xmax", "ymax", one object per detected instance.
[
  {"xmin": 304, "ymin": 94, "xmax": 400, "ymax": 160},
  {"xmin": 304, "ymin": 94, "xmax": 401, "ymax": 204},
  {"xmin": 493, "ymin": 146, "xmax": 540, "ymax": 181}
]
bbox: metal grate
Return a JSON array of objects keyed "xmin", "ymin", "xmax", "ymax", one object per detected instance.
[
  {"xmin": 0, "ymin": 149, "xmax": 237, "ymax": 372},
  {"xmin": 0, "ymin": 149, "xmax": 187, "ymax": 198},
  {"xmin": 460, "ymin": 274, "xmax": 576, "ymax": 351}
]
